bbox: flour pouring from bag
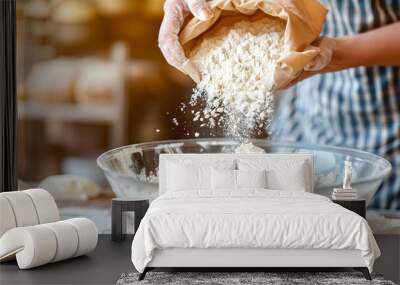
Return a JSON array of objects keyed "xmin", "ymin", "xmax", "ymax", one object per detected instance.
[
  {"xmin": 177, "ymin": 0, "xmax": 328, "ymax": 139},
  {"xmin": 190, "ymin": 16, "xmax": 285, "ymax": 138}
]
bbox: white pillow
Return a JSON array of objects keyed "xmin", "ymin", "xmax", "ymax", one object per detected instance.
[
  {"xmin": 160, "ymin": 155, "xmax": 236, "ymax": 194},
  {"xmin": 167, "ymin": 162, "xmax": 211, "ymax": 191},
  {"xmin": 266, "ymin": 161, "xmax": 309, "ymax": 191},
  {"xmin": 236, "ymin": 169, "xmax": 267, "ymax": 189},
  {"xmin": 211, "ymin": 168, "xmax": 236, "ymax": 190},
  {"xmin": 237, "ymin": 156, "xmax": 312, "ymax": 192},
  {"xmin": 211, "ymin": 169, "xmax": 267, "ymax": 191}
]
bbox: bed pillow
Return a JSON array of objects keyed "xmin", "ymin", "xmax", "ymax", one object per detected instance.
[
  {"xmin": 236, "ymin": 169, "xmax": 267, "ymax": 189},
  {"xmin": 163, "ymin": 156, "xmax": 236, "ymax": 193},
  {"xmin": 211, "ymin": 169, "xmax": 267, "ymax": 191},
  {"xmin": 266, "ymin": 161, "xmax": 309, "ymax": 191},
  {"xmin": 237, "ymin": 157, "xmax": 312, "ymax": 192},
  {"xmin": 211, "ymin": 168, "xmax": 236, "ymax": 190},
  {"xmin": 167, "ymin": 162, "xmax": 211, "ymax": 191}
]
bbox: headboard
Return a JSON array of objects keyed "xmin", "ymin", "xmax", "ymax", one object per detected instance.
[{"xmin": 159, "ymin": 153, "xmax": 314, "ymax": 194}]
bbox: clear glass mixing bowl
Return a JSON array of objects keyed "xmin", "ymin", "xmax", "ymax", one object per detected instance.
[{"xmin": 97, "ymin": 139, "xmax": 392, "ymax": 204}]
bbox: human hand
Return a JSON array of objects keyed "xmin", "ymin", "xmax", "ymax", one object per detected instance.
[
  {"xmin": 158, "ymin": 0, "xmax": 213, "ymax": 82},
  {"xmin": 283, "ymin": 37, "xmax": 337, "ymax": 89},
  {"xmin": 285, "ymin": 22, "xmax": 400, "ymax": 89}
]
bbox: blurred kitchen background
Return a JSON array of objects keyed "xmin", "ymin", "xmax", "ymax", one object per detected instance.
[
  {"xmin": 15, "ymin": 0, "xmax": 400, "ymax": 238},
  {"xmin": 16, "ymin": 0, "xmax": 220, "ymax": 233}
]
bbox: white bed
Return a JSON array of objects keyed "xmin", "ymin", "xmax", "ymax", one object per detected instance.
[{"xmin": 131, "ymin": 154, "xmax": 380, "ymax": 280}]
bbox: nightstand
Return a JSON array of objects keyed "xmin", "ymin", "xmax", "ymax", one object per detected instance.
[
  {"xmin": 332, "ymin": 199, "xmax": 366, "ymax": 218},
  {"xmin": 111, "ymin": 198, "xmax": 149, "ymax": 242}
]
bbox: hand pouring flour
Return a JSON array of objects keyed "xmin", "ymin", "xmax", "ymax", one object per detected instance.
[{"xmin": 176, "ymin": 0, "xmax": 327, "ymax": 141}]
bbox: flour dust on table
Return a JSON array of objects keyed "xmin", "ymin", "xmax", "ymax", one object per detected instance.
[{"xmin": 188, "ymin": 17, "xmax": 285, "ymax": 139}]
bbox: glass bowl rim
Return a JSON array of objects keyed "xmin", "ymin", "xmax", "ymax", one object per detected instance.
[{"xmin": 97, "ymin": 138, "xmax": 392, "ymax": 187}]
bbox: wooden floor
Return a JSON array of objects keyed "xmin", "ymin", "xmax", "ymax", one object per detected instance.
[
  {"xmin": 0, "ymin": 234, "xmax": 398, "ymax": 285},
  {"xmin": 0, "ymin": 235, "xmax": 133, "ymax": 285}
]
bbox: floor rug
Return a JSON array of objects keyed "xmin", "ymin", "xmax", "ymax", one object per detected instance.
[{"xmin": 116, "ymin": 271, "xmax": 395, "ymax": 285}]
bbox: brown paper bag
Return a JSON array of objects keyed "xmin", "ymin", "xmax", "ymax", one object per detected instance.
[{"xmin": 179, "ymin": 0, "xmax": 328, "ymax": 88}]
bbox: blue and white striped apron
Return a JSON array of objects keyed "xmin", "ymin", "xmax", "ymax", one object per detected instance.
[{"xmin": 271, "ymin": 0, "xmax": 400, "ymax": 209}]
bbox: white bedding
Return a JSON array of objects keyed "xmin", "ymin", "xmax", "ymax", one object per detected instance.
[{"xmin": 131, "ymin": 190, "xmax": 380, "ymax": 273}]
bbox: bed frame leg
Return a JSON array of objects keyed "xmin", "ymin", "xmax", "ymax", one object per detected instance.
[
  {"xmin": 354, "ymin": 267, "xmax": 371, "ymax": 280},
  {"xmin": 138, "ymin": 268, "xmax": 148, "ymax": 281}
]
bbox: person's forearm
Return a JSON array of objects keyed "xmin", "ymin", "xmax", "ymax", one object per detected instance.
[{"xmin": 326, "ymin": 22, "xmax": 400, "ymax": 72}]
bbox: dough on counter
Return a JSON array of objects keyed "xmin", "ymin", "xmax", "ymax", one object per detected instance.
[
  {"xmin": 25, "ymin": 59, "xmax": 78, "ymax": 103},
  {"xmin": 38, "ymin": 175, "xmax": 100, "ymax": 201}
]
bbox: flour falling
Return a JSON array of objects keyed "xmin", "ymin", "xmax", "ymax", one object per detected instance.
[{"xmin": 189, "ymin": 17, "xmax": 285, "ymax": 139}]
